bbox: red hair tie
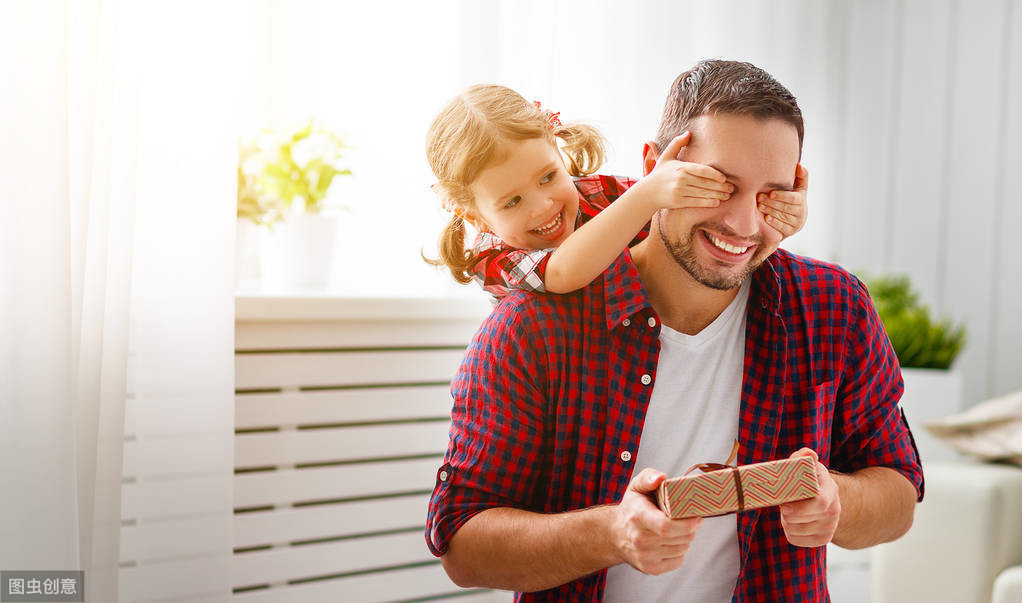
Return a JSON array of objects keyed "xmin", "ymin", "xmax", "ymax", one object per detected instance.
[{"xmin": 532, "ymin": 100, "xmax": 562, "ymax": 131}]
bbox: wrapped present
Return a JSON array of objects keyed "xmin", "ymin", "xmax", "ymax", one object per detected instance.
[{"xmin": 657, "ymin": 455, "xmax": 819, "ymax": 519}]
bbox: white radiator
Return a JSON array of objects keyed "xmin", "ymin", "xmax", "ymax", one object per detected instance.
[{"xmin": 230, "ymin": 296, "xmax": 509, "ymax": 602}]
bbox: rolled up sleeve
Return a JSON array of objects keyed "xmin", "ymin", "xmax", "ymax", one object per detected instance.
[
  {"xmin": 426, "ymin": 300, "xmax": 548, "ymax": 555},
  {"xmin": 831, "ymin": 277, "xmax": 925, "ymax": 502}
]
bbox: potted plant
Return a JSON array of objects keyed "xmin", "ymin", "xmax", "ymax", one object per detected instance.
[
  {"xmin": 236, "ymin": 121, "xmax": 351, "ymax": 291},
  {"xmin": 862, "ymin": 274, "xmax": 967, "ymax": 462}
]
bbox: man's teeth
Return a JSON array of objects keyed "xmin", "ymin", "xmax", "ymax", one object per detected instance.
[
  {"xmin": 708, "ymin": 233, "xmax": 750, "ymax": 254},
  {"xmin": 532, "ymin": 212, "xmax": 562, "ymax": 235}
]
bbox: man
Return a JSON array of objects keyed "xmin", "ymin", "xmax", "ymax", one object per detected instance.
[{"xmin": 425, "ymin": 60, "xmax": 923, "ymax": 601}]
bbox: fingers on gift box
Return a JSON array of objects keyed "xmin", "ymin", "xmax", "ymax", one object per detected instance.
[{"xmin": 657, "ymin": 455, "xmax": 819, "ymax": 519}]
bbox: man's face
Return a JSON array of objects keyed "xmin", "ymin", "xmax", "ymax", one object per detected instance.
[{"xmin": 650, "ymin": 113, "xmax": 800, "ymax": 290}]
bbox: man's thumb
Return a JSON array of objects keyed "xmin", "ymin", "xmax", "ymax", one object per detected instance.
[
  {"xmin": 629, "ymin": 468, "xmax": 666, "ymax": 493},
  {"xmin": 790, "ymin": 447, "xmax": 818, "ymax": 462}
]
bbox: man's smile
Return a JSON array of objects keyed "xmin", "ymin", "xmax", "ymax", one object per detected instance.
[
  {"xmin": 704, "ymin": 231, "xmax": 752, "ymax": 255},
  {"xmin": 698, "ymin": 228, "xmax": 757, "ymax": 264}
]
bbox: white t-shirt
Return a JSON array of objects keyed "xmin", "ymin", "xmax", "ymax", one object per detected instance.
[{"xmin": 603, "ymin": 280, "xmax": 750, "ymax": 603}]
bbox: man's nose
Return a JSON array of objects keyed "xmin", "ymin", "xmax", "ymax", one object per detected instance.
[{"xmin": 721, "ymin": 190, "xmax": 761, "ymax": 238}]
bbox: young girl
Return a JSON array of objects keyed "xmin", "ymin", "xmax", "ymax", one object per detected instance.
[{"xmin": 425, "ymin": 84, "xmax": 807, "ymax": 301}]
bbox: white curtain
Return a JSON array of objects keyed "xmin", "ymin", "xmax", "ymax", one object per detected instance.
[{"xmin": 1, "ymin": 1, "xmax": 238, "ymax": 601}]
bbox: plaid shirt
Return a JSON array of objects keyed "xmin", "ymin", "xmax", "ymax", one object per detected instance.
[
  {"xmin": 426, "ymin": 245, "xmax": 925, "ymax": 601},
  {"xmin": 470, "ymin": 175, "xmax": 640, "ymax": 301}
]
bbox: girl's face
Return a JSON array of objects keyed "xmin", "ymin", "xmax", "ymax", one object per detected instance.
[{"xmin": 467, "ymin": 137, "xmax": 579, "ymax": 249}]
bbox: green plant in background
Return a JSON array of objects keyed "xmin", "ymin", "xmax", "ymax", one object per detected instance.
[
  {"xmin": 862, "ymin": 274, "xmax": 966, "ymax": 369},
  {"xmin": 237, "ymin": 121, "xmax": 351, "ymax": 228}
]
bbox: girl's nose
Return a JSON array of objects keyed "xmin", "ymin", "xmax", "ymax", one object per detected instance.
[{"xmin": 531, "ymin": 195, "xmax": 555, "ymax": 217}]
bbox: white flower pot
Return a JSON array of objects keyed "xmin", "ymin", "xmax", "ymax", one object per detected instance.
[
  {"xmin": 259, "ymin": 213, "xmax": 339, "ymax": 292},
  {"xmin": 899, "ymin": 368, "xmax": 964, "ymax": 464}
]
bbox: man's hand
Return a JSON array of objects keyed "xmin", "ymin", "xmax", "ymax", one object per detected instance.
[
  {"xmin": 611, "ymin": 467, "xmax": 703, "ymax": 575},
  {"xmin": 778, "ymin": 448, "xmax": 841, "ymax": 547}
]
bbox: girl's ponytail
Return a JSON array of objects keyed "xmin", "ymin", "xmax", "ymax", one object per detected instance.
[
  {"xmin": 423, "ymin": 214, "xmax": 475, "ymax": 284},
  {"xmin": 555, "ymin": 122, "xmax": 605, "ymax": 177}
]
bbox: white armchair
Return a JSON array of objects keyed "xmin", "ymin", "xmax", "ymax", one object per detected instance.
[{"xmin": 871, "ymin": 460, "xmax": 1022, "ymax": 603}]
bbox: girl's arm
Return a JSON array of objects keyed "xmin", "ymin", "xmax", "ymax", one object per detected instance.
[{"xmin": 543, "ymin": 181, "xmax": 662, "ymax": 293}]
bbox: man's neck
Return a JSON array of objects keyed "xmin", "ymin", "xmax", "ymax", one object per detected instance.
[{"xmin": 630, "ymin": 235, "xmax": 743, "ymax": 336}]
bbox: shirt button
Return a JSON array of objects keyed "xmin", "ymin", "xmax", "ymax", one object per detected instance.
[
  {"xmin": 439, "ymin": 470, "xmax": 448, "ymax": 482},
  {"xmin": 641, "ymin": 374, "xmax": 652, "ymax": 385},
  {"xmin": 622, "ymin": 318, "xmax": 631, "ymax": 327},
  {"xmin": 620, "ymin": 450, "xmax": 632, "ymax": 462},
  {"xmin": 647, "ymin": 317, "xmax": 657, "ymax": 328}
]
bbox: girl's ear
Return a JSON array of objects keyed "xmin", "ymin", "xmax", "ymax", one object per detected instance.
[{"xmin": 458, "ymin": 208, "xmax": 486, "ymax": 231}]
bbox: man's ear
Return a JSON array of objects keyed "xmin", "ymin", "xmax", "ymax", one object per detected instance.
[{"xmin": 642, "ymin": 141, "xmax": 660, "ymax": 177}]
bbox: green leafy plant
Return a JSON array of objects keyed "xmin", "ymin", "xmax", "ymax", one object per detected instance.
[
  {"xmin": 237, "ymin": 121, "xmax": 351, "ymax": 228},
  {"xmin": 862, "ymin": 274, "xmax": 966, "ymax": 369}
]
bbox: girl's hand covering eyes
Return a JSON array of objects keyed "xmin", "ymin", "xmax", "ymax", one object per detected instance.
[
  {"xmin": 758, "ymin": 163, "xmax": 809, "ymax": 238},
  {"xmin": 636, "ymin": 132, "xmax": 734, "ymax": 210}
]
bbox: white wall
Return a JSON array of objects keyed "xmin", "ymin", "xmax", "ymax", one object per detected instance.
[{"xmin": 827, "ymin": 0, "xmax": 1022, "ymax": 406}]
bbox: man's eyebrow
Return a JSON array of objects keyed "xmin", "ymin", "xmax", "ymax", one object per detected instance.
[{"xmin": 709, "ymin": 164, "xmax": 793, "ymax": 191}]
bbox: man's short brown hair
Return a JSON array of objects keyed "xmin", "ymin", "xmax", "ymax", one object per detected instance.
[{"xmin": 655, "ymin": 59, "xmax": 804, "ymax": 153}]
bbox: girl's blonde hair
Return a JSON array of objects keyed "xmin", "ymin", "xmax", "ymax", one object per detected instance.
[{"xmin": 424, "ymin": 84, "xmax": 606, "ymax": 284}]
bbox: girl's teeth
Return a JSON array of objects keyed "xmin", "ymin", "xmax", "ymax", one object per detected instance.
[
  {"xmin": 533, "ymin": 212, "xmax": 562, "ymax": 234},
  {"xmin": 708, "ymin": 233, "xmax": 750, "ymax": 254}
]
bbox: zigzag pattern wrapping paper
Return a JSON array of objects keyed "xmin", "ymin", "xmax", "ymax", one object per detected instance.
[{"xmin": 656, "ymin": 455, "xmax": 819, "ymax": 519}]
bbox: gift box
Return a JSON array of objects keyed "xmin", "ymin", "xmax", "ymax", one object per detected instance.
[{"xmin": 657, "ymin": 455, "xmax": 819, "ymax": 519}]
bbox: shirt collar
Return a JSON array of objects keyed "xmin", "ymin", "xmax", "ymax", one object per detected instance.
[{"xmin": 603, "ymin": 249, "xmax": 784, "ymax": 329}]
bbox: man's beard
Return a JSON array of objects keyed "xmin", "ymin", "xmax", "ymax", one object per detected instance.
[{"xmin": 658, "ymin": 218, "xmax": 766, "ymax": 291}]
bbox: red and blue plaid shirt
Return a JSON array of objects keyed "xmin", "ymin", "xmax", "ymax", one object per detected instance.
[
  {"xmin": 427, "ymin": 236, "xmax": 925, "ymax": 601},
  {"xmin": 469, "ymin": 175, "xmax": 640, "ymax": 301}
]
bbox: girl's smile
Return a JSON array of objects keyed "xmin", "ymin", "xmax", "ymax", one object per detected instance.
[{"xmin": 529, "ymin": 209, "xmax": 566, "ymax": 240}]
